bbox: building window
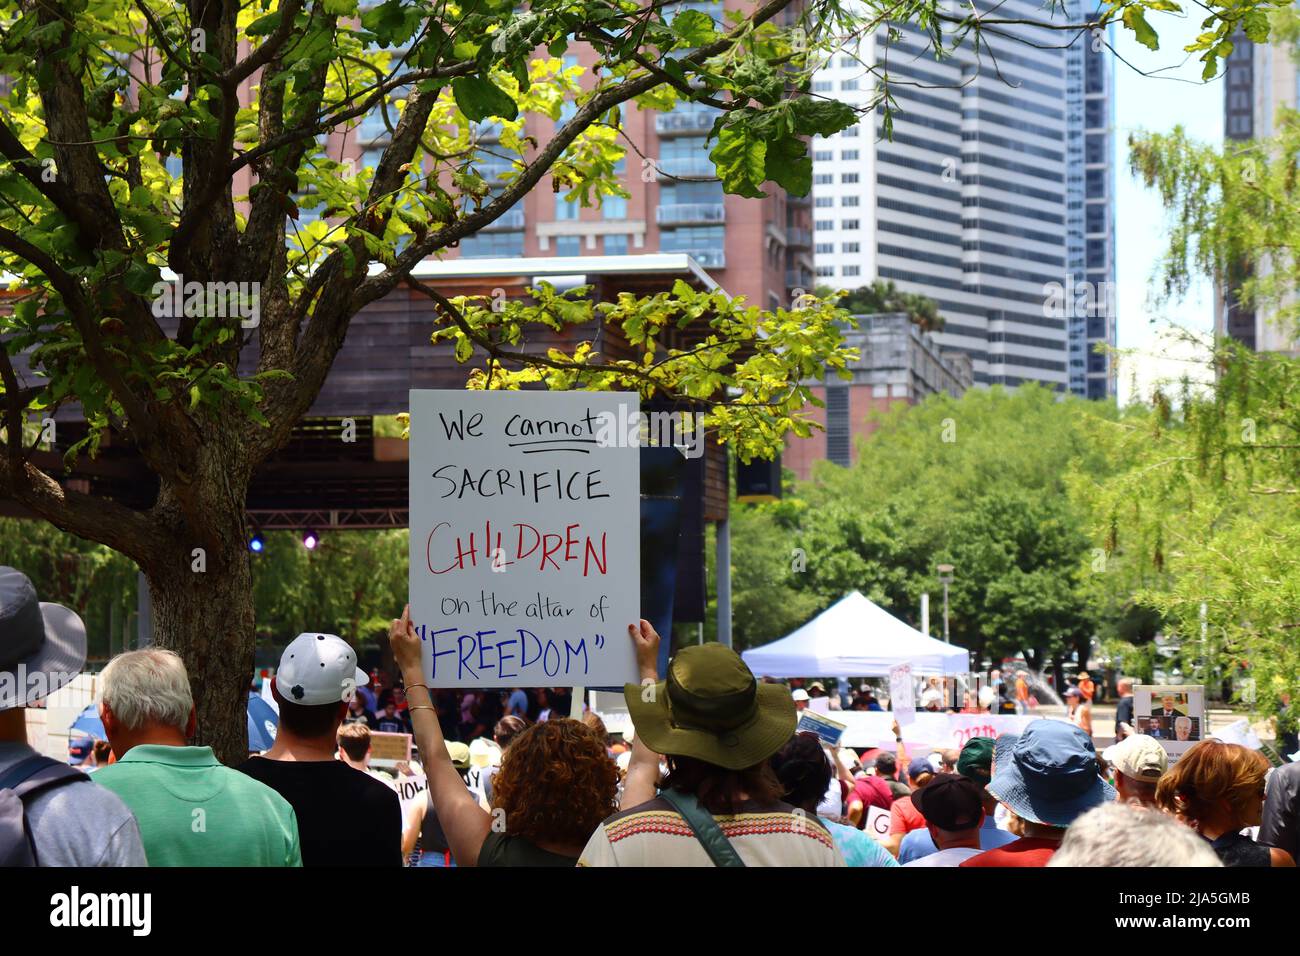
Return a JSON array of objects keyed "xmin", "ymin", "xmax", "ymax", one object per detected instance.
[
  {"xmin": 842, "ymin": 242, "xmax": 859, "ymax": 253},
  {"xmin": 602, "ymin": 194, "xmax": 628, "ymax": 219},
  {"xmin": 841, "ymin": 219, "xmax": 859, "ymax": 230},
  {"xmin": 814, "ymin": 173, "xmax": 833, "ymax": 185},
  {"xmin": 815, "ymin": 242, "xmax": 834, "ymax": 254},
  {"xmin": 826, "ymin": 388, "xmax": 850, "ymax": 467},
  {"xmin": 841, "ymin": 79, "xmax": 859, "ymax": 90},
  {"xmin": 816, "ymin": 265, "xmax": 835, "ymax": 276},
  {"xmin": 815, "ymin": 219, "xmax": 833, "ymax": 230},
  {"xmin": 814, "ymin": 150, "xmax": 833, "ymax": 161},
  {"xmin": 555, "ymin": 236, "xmax": 581, "ymax": 256},
  {"xmin": 458, "ymin": 230, "xmax": 525, "ymax": 258},
  {"xmin": 843, "ymin": 265, "xmax": 860, "ymax": 276},
  {"xmin": 842, "ymin": 126, "xmax": 859, "ymax": 138},
  {"xmin": 839, "ymin": 55, "xmax": 856, "ymax": 67},
  {"xmin": 813, "ymin": 80, "xmax": 833, "ymax": 92},
  {"xmin": 842, "ymin": 173, "xmax": 858, "ymax": 183},
  {"xmin": 556, "ymin": 194, "xmax": 579, "ymax": 220},
  {"xmin": 841, "ymin": 150, "xmax": 859, "ymax": 161},
  {"xmin": 841, "ymin": 196, "xmax": 859, "ymax": 207},
  {"xmin": 815, "ymin": 196, "xmax": 834, "ymax": 207},
  {"xmin": 604, "ymin": 234, "xmax": 629, "ymax": 255}
]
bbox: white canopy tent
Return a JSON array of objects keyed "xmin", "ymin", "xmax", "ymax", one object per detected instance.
[{"xmin": 740, "ymin": 591, "xmax": 969, "ymax": 678}]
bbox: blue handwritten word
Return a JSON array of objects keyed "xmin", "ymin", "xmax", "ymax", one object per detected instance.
[{"xmin": 415, "ymin": 623, "xmax": 603, "ymax": 681}]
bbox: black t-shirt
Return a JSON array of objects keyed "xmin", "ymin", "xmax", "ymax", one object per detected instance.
[
  {"xmin": 1114, "ymin": 695, "xmax": 1134, "ymax": 737},
  {"xmin": 375, "ymin": 712, "xmax": 410, "ymax": 734},
  {"xmin": 237, "ymin": 757, "xmax": 402, "ymax": 866},
  {"xmin": 1209, "ymin": 832, "xmax": 1272, "ymax": 868}
]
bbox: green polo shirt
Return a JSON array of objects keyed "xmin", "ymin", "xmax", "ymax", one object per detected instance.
[{"xmin": 94, "ymin": 745, "xmax": 301, "ymax": 867}]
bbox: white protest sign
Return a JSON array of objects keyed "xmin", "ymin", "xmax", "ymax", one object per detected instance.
[
  {"xmin": 832, "ymin": 711, "xmax": 1033, "ymax": 749},
  {"xmin": 864, "ymin": 806, "xmax": 891, "ymax": 844},
  {"xmin": 409, "ymin": 390, "xmax": 640, "ymax": 687},
  {"xmin": 889, "ymin": 662, "xmax": 915, "ymax": 726},
  {"xmin": 394, "ymin": 772, "xmax": 428, "ymax": 813}
]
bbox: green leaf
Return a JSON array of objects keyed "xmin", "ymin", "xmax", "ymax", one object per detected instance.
[
  {"xmin": 765, "ymin": 135, "xmax": 812, "ymax": 196},
  {"xmin": 671, "ymin": 10, "xmax": 716, "ymax": 47},
  {"xmin": 245, "ymin": 12, "xmax": 282, "ymax": 36},
  {"xmin": 790, "ymin": 98, "xmax": 858, "ymax": 138},
  {"xmin": 451, "ymin": 75, "xmax": 519, "ymax": 122},
  {"xmin": 709, "ymin": 124, "xmax": 767, "ymax": 198},
  {"xmin": 1124, "ymin": 8, "xmax": 1159, "ymax": 52}
]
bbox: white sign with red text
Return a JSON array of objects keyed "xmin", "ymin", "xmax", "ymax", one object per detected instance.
[
  {"xmin": 836, "ymin": 711, "xmax": 1036, "ymax": 750},
  {"xmin": 409, "ymin": 390, "xmax": 641, "ymax": 687}
]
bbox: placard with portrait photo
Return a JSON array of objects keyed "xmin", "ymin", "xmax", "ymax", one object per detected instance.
[{"xmin": 1134, "ymin": 684, "xmax": 1206, "ymax": 759}]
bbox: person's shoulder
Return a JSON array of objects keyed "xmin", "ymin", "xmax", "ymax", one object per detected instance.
[
  {"xmin": 36, "ymin": 770, "xmax": 136, "ymax": 827},
  {"xmin": 218, "ymin": 763, "xmax": 297, "ymax": 811},
  {"xmin": 348, "ymin": 765, "xmax": 402, "ymax": 807}
]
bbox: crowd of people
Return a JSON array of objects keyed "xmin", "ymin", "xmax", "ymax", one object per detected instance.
[{"xmin": 2, "ymin": 565, "xmax": 1298, "ymax": 868}]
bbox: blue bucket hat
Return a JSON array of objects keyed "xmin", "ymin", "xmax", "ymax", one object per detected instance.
[{"xmin": 988, "ymin": 721, "xmax": 1115, "ymax": 827}]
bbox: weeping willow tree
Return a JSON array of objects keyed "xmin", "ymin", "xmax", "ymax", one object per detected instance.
[{"xmin": 1094, "ymin": 61, "xmax": 1300, "ymax": 721}]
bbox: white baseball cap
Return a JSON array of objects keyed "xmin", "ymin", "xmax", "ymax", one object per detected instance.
[
  {"xmin": 274, "ymin": 633, "xmax": 368, "ymax": 706},
  {"xmin": 1102, "ymin": 733, "xmax": 1168, "ymax": 782},
  {"xmin": 792, "ymin": 689, "xmax": 810, "ymax": 702}
]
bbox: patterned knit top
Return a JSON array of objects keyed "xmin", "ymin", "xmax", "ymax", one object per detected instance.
[{"xmin": 578, "ymin": 795, "xmax": 846, "ymax": 867}]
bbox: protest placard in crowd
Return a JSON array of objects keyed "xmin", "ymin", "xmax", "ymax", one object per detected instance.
[
  {"xmin": 393, "ymin": 772, "xmax": 428, "ymax": 814},
  {"xmin": 1134, "ymin": 684, "xmax": 1207, "ymax": 760},
  {"xmin": 864, "ymin": 806, "xmax": 891, "ymax": 844},
  {"xmin": 369, "ymin": 731, "xmax": 412, "ymax": 766},
  {"xmin": 408, "ymin": 390, "xmax": 641, "ymax": 687},
  {"xmin": 889, "ymin": 662, "xmax": 915, "ymax": 726}
]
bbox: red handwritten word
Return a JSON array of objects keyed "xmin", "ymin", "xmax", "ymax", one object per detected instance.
[
  {"xmin": 426, "ymin": 520, "xmax": 608, "ymax": 576},
  {"xmin": 952, "ymin": 725, "xmax": 998, "ymax": 747}
]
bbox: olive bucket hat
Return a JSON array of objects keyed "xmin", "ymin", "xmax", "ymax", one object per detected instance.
[{"xmin": 623, "ymin": 643, "xmax": 796, "ymax": 770}]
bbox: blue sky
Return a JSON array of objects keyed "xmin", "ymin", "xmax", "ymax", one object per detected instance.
[{"xmin": 1112, "ymin": 14, "xmax": 1223, "ymax": 350}]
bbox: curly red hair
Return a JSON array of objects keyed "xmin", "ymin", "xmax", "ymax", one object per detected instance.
[{"xmin": 490, "ymin": 717, "xmax": 619, "ymax": 846}]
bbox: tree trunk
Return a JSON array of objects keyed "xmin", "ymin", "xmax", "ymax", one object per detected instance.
[
  {"xmin": 140, "ymin": 439, "xmax": 258, "ymax": 766},
  {"xmin": 147, "ymin": 554, "xmax": 256, "ymax": 765}
]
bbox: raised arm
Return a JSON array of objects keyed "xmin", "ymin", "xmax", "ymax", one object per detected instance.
[
  {"xmin": 619, "ymin": 620, "xmax": 663, "ymax": 810},
  {"xmin": 389, "ymin": 605, "xmax": 493, "ymax": 867}
]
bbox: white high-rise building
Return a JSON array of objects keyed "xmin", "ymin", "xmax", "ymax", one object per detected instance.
[
  {"xmin": 814, "ymin": 1, "xmax": 1115, "ymax": 393},
  {"xmin": 1217, "ymin": 30, "xmax": 1300, "ymax": 354}
]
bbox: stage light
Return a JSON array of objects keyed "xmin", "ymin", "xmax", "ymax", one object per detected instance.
[
  {"xmin": 249, "ymin": 531, "xmax": 265, "ymax": 553},
  {"xmin": 302, "ymin": 530, "xmax": 319, "ymax": 550}
]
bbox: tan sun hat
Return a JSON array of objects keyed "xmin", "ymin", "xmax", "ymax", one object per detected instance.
[{"xmin": 468, "ymin": 736, "xmax": 502, "ymax": 769}]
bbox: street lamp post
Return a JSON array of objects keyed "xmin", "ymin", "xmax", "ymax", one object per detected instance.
[{"xmin": 937, "ymin": 564, "xmax": 954, "ymax": 644}]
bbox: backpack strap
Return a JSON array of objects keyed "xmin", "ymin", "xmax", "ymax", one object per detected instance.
[
  {"xmin": 0, "ymin": 755, "xmax": 90, "ymax": 867},
  {"xmin": 0, "ymin": 754, "xmax": 89, "ymax": 798},
  {"xmin": 658, "ymin": 788, "xmax": 746, "ymax": 867}
]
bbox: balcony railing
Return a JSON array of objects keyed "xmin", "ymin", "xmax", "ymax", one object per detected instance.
[
  {"xmin": 481, "ymin": 209, "xmax": 525, "ymax": 231},
  {"xmin": 669, "ymin": 248, "xmax": 726, "ymax": 269},
  {"xmin": 655, "ymin": 110, "xmax": 719, "ymax": 136},
  {"xmin": 785, "ymin": 227, "xmax": 813, "ymax": 249},
  {"xmin": 656, "ymin": 202, "xmax": 726, "ymax": 226},
  {"xmin": 654, "ymin": 157, "xmax": 717, "ymax": 180},
  {"xmin": 786, "ymin": 269, "xmax": 813, "ymax": 289}
]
